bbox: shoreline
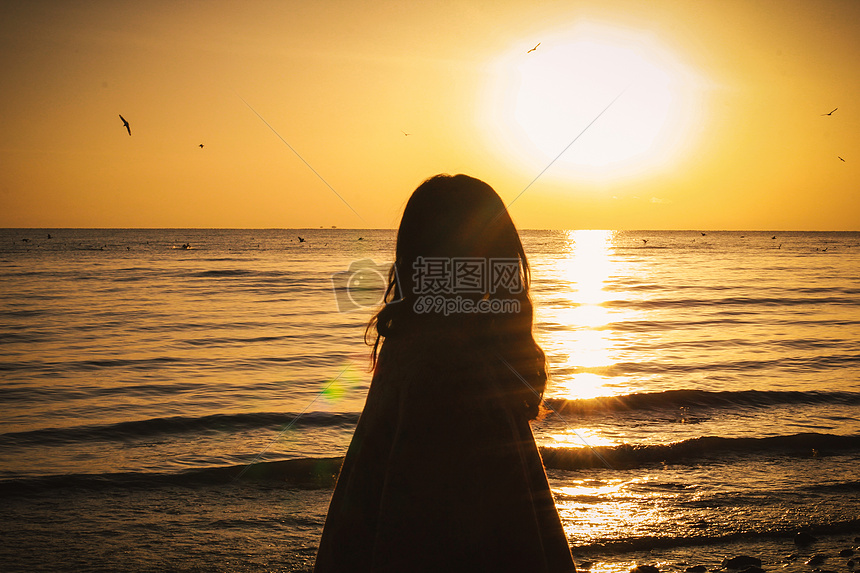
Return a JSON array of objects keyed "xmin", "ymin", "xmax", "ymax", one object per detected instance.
[{"xmin": 1, "ymin": 480, "xmax": 857, "ymax": 573}]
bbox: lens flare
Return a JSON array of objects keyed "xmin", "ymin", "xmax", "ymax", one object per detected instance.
[{"xmin": 320, "ymin": 362, "xmax": 364, "ymax": 404}]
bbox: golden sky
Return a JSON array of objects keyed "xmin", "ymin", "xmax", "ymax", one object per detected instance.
[{"xmin": 1, "ymin": 0, "xmax": 858, "ymax": 229}]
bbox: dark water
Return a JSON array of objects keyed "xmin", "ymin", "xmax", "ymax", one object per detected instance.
[{"xmin": 1, "ymin": 229, "xmax": 858, "ymax": 572}]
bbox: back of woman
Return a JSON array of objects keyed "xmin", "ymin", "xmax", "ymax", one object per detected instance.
[{"xmin": 313, "ymin": 175, "xmax": 575, "ymax": 572}]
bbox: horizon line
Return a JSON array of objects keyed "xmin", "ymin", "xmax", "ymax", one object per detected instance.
[{"xmin": 2, "ymin": 227, "xmax": 859, "ymax": 232}]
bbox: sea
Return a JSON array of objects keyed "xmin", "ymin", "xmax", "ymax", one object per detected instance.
[{"xmin": 1, "ymin": 228, "xmax": 858, "ymax": 573}]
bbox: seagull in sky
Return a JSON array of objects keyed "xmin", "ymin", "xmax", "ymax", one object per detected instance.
[
  {"xmin": 401, "ymin": 130, "xmax": 410, "ymax": 136},
  {"xmin": 119, "ymin": 114, "xmax": 131, "ymax": 136},
  {"xmin": 527, "ymin": 42, "xmax": 540, "ymax": 53},
  {"xmin": 199, "ymin": 144, "xmax": 204, "ymax": 148},
  {"xmin": 838, "ymin": 156, "xmax": 846, "ymax": 162},
  {"xmin": 822, "ymin": 108, "xmax": 838, "ymax": 116}
]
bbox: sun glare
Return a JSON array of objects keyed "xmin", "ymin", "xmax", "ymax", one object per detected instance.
[{"xmin": 484, "ymin": 22, "xmax": 703, "ymax": 181}]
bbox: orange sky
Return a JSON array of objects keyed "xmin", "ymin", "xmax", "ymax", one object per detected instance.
[{"xmin": 1, "ymin": 0, "xmax": 858, "ymax": 229}]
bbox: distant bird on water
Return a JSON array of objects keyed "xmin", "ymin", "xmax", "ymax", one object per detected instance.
[
  {"xmin": 119, "ymin": 114, "xmax": 131, "ymax": 136},
  {"xmin": 822, "ymin": 108, "xmax": 838, "ymax": 116},
  {"xmin": 527, "ymin": 42, "xmax": 540, "ymax": 53}
]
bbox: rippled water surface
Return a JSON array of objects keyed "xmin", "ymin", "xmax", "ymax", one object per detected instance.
[{"xmin": 1, "ymin": 228, "xmax": 858, "ymax": 572}]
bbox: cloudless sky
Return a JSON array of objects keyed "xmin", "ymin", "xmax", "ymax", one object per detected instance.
[{"xmin": 1, "ymin": 0, "xmax": 858, "ymax": 229}]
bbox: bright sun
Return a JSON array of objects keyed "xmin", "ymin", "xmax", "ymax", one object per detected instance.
[{"xmin": 484, "ymin": 22, "xmax": 703, "ymax": 182}]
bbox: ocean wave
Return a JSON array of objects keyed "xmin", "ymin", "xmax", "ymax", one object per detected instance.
[
  {"xmin": 0, "ymin": 412, "xmax": 360, "ymax": 447},
  {"xmin": 568, "ymin": 518, "xmax": 860, "ymax": 553},
  {"xmin": 602, "ymin": 295, "xmax": 859, "ymax": 309},
  {"xmin": 191, "ymin": 269, "xmax": 317, "ymax": 283},
  {"xmin": 545, "ymin": 389, "xmax": 860, "ymax": 416},
  {"xmin": 604, "ymin": 354, "xmax": 860, "ymax": 375},
  {"xmin": 0, "ymin": 331, "xmax": 47, "ymax": 344},
  {"xmin": 195, "ymin": 269, "xmax": 254, "ymax": 277},
  {"xmin": 3, "ymin": 433, "xmax": 857, "ymax": 496},
  {"xmin": 547, "ymin": 354, "xmax": 860, "ymax": 379},
  {"xmin": 540, "ymin": 433, "xmax": 860, "ymax": 470},
  {"xmin": 3, "ymin": 389, "xmax": 854, "ymax": 445},
  {"xmin": 178, "ymin": 334, "xmax": 294, "ymax": 347},
  {"xmin": 0, "ymin": 457, "xmax": 344, "ymax": 496},
  {"xmin": 803, "ymin": 479, "xmax": 860, "ymax": 493},
  {"xmin": 1, "ymin": 353, "xmax": 323, "ymax": 375},
  {"xmin": 0, "ymin": 355, "xmax": 194, "ymax": 375}
]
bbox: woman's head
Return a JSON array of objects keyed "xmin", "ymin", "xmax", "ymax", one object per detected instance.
[
  {"xmin": 396, "ymin": 174, "xmax": 520, "ymax": 260},
  {"xmin": 369, "ymin": 174, "xmax": 547, "ymax": 419}
]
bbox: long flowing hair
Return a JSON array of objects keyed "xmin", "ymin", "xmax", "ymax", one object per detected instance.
[{"xmin": 366, "ymin": 174, "xmax": 547, "ymax": 420}]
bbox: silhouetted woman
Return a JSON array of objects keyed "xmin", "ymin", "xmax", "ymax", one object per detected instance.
[{"xmin": 314, "ymin": 174, "xmax": 575, "ymax": 572}]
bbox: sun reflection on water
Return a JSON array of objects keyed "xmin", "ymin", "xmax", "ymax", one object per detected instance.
[
  {"xmin": 555, "ymin": 475, "xmax": 677, "ymax": 561},
  {"xmin": 546, "ymin": 426, "xmax": 618, "ymax": 449},
  {"xmin": 536, "ymin": 229, "xmax": 636, "ymax": 401},
  {"xmin": 532, "ymin": 230, "xmax": 674, "ymax": 561},
  {"xmin": 550, "ymin": 372, "xmax": 610, "ymax": 402}
]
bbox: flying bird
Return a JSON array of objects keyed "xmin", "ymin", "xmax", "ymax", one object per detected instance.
[
  {"xmin": 119, "ymin": 114, "xmax": 131, "ymax": 136},
  {"xmin": 527, "ymin": 42, "xmax": 540, "ymax": 53},
  {"xmin": 401, "ymin": 131, "xmax": 410, "ymax": 136},
  {"xmin": 822, "ymin": 108, "xmax": 838, "ymax": 116},
  {"xmin": 297, "ymin": 236, "xmax": 306, "ymax": 243},
  {"xmin": 199, "ymin": 144, "xmax": 204, "ymax": 148},
  {"xmin": 838, "ymin": 156, "xmax": 845, "ymax": 162}
]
